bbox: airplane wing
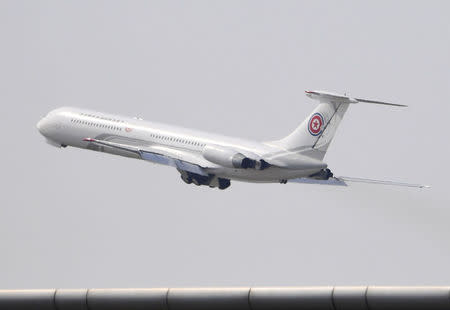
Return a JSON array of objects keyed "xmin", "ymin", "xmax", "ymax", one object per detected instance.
[
  {"xmin": 289, "ymin": 175, "xmax": 429, "ymax": 188},
  {"xmin": 289, "ymin": 177, "xmax": 348, "ymax": 186},
  {"xmin": 83, "ymin": 138, "xmax": 211, "ymax": 176},
  {"xmin": 338, "ymin": 176, "xmax": 429, "ymax": 188}
]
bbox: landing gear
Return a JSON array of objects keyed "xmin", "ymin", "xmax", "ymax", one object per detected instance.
[
  {"xmin": 178, "ymin": 169, "xmax": 231, "ymax": 190},
  {"xmin": 180, "ymin": 172, "xmax": 192, "ymax": 184},
  {"xmin": 280, "ymin": 179, "xmax": 288, "ymax": 184},
  {"xmin": 309, "ymin": 168, "xmax": 334, "ymax": 180},
  {"xmin": 218, "ymin": 178, "xmax": 231, "ymax": 190}
]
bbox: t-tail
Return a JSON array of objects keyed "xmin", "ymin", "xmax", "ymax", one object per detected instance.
[{"xmin": 271, "ymin": 90, "xmax": 407, "ymax": 160}]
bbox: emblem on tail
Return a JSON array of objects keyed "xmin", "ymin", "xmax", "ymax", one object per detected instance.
[{"xmin": 308, "ymin": 113, "xmax": 324, "ymax": 136}]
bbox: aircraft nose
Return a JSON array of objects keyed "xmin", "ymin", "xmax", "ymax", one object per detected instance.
[{"xmin": 37, "ymin": 117, "xmax": 48, "ymax": 136}]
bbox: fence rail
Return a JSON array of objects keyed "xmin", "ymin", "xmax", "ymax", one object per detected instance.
[{"xmin": 1, "ymin": 287, "xmax": 449, "ymax": 310}]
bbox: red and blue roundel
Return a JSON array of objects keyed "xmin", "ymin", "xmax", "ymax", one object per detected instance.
[{"xmin": 308, "ymin": 113, "xmax": 324, "ymax": 136}]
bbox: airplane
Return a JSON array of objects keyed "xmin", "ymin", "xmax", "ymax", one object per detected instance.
[{"xmin": 36, "ymin": 90, "xmax": 427, "ymax": 190}]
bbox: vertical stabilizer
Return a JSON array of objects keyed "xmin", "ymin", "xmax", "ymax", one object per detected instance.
[
  {"xmin": 273, "ymin": 101, "xmax": 349, "ymax": 160},
  {"xmin": 269, "ymin": 90, "xmax": 404, "ymax": 160}
]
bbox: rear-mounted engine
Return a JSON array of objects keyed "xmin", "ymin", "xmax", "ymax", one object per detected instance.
[{"xmin": 203, "ymin": 145, "xmax": 269, "ymax": 170}]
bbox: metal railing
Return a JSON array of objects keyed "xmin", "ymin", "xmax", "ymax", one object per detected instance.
[{"xmin": 1, "ymin": 286, "xmax": 449, "ymax": 310}]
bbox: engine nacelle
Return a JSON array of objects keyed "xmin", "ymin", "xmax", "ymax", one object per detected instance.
[{"xmin": 203, "ymin": 145, "xmax": 256, "ymax": 169}]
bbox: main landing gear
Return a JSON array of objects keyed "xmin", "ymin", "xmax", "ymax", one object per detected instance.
[
  {"xmin": 217, "ymin": 178, "xmax": 231, "ymax": 190},
  {"xmin": 279, "ymin": 168, "xmax": 334, "ymax": 184},
  {"xmin": 179, "ymin": 170, "xmax": 231, "ymax": 190},
  {"xmin": 309, "ymin": 168, "xmax": 334, "ymax": 180}
]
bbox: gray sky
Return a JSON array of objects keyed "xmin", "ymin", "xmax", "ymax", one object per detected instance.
[{"xmin": 1, "ymin": 0, "xmax": 449, "ymax": 289}]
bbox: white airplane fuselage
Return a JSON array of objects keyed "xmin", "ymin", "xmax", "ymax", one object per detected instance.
[{"xmin": 37, "ymin": 107, "xmax": 326, "ymax": 184}]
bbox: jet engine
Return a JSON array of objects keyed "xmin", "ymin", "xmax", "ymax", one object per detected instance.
[{"xmin": 202, "ymin": 145, "xmax": 257, "ymax": 169}]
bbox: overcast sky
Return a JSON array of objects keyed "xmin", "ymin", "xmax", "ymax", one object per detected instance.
[{"xmin": 1, "ymin": 1, "xmax": 449, "ymax": 289}]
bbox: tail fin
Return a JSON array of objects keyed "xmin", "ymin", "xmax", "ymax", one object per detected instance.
[{"xmin": 271, "ymin": 90, "xmax": 405, "ymax": 160}]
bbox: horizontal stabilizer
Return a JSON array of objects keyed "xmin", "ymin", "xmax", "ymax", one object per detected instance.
[
  {"xmin": 354, "ymin": 98, "xmax": 407, "ymax": 107},
  {"xmin": 305, "ymin": 90, "xmax": 407, "ymax": 107}
]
